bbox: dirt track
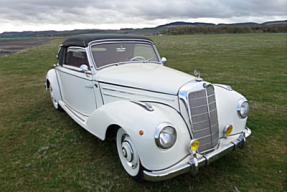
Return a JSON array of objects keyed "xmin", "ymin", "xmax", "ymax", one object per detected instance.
[{"xmin": 0, "ymin": 38, "xmax": 53, "ymax": 57}]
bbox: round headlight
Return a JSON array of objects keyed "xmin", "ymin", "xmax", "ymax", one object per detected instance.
[
  {"xmin": 155, "ymin": 124, "xmax": 177, "ymax": 149},
  {"xmin": 237, "ymin": 99, "xmax": 250, "ymax": 118}
]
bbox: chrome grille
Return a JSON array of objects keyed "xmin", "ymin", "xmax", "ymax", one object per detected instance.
[{"xmin": 188, "ymin": 86, "xmax": 219, "ymax": 152}]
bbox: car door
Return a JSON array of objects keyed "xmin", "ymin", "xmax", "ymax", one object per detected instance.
[{"xmin": 56, "ymin": 46, "xmax": 97, "ymax": 116}]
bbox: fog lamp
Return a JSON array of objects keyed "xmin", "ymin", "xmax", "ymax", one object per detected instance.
[
  {"xmin": 189, "ymin": 139, "xmax": 200, "ymax": 153},
  {"xmin": 223, "ymin": 125, "xmax": 233, "ymax": 138}
]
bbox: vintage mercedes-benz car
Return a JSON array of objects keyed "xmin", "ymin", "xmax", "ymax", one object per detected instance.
[{"xmin": 46, "ymin": 34, "xmax": 251, "ymax": 181}]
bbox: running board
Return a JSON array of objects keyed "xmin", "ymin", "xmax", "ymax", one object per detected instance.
[{"xmin": 59, "ymin": 100, "xmax": 88, "ymax": 129}]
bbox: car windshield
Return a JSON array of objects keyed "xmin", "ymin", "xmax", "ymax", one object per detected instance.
[{"xmin": 91, "ymin": 42, "xmax": 160, "ymax": 68}]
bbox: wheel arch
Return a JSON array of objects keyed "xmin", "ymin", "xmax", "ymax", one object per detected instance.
[
  {"xmin": 105, "ymin": 124, "xmax": 121, "ymax": 139},
  {"xmin": 46, "ymin": 79, "xmax": 50, "ymax": 89}
]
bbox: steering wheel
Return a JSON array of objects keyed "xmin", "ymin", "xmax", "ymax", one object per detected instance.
[{"xmin": 130, "ymin": 56, "xmax": 146, "ymax": 61}]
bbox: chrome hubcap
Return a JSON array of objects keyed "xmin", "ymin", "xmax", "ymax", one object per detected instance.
[
  {"xmin": 50, "ymin": 87, "xmax": 58, "ymax": 108},
  {"xmin": 121, "ymin": 140, "xmax": 134, "ymax": 163},
  {"xmin": 122, "ymin": 148, "xmax": 127, "ymax": 158},
  {"xmin": 117, "ymin": 129, "xmax": 140, "ymax": 175},
  {"xmin": 120, "ymin": 134, "xmax": 138, "ymax": 169}
]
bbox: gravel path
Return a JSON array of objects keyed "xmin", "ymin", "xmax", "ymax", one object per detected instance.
[{"xmin": 0, "ymin": 38, "xmax": 54, "ymax": 57}]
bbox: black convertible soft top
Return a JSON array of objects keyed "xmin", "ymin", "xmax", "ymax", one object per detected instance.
[{"xmin": 62, "ymin": 34, "xmax": 153, "ymax": 47}]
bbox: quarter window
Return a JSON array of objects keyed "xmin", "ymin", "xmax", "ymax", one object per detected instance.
[{"xmin": 65, "ymin": 47, "xmax": 89, "ymax": 69}]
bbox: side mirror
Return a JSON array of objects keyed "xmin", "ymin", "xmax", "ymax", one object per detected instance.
[
  {"xmin": 80, "ymin": 64, "xmax": 90, "ymax": 77},
  {"xmin": 161, "ymin": 57, "xmax": 167, "ymax": 65},
  {"xmin": 80, "ymin": 64, "xmax": 89, "ymax": 72}
]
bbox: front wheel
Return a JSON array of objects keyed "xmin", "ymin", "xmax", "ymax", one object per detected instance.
[{"xmin": 116, "ymin": 128, "xmax": 143, "ymax": 181}]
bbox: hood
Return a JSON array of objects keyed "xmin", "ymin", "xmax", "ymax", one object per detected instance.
[{"xmin": 96, "ymin": 63, "xmax": 196, "ymax": 95}]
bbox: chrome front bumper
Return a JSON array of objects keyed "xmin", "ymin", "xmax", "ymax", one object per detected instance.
[{"xmin": 143, "ymin": 127, "xmax": 251, "ymax": 181}]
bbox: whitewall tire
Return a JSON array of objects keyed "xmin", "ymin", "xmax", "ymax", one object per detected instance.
[
  {"xmin": 116, "ymin": 128, "xmax": 143, "ymax": 181},
  {"xmin": 50, "ymin": 85, "xmax": 62, "ymax": 111}
]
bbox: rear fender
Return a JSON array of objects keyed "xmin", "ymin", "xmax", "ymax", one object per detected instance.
[{"xmin": 46, "ymin": 69, "xmax": 61, "ymax": 103}]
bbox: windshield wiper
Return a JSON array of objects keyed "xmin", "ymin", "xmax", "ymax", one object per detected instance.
[{"xmin": 143, "ymin": 57, "xmax": 153, "ymax": 63}]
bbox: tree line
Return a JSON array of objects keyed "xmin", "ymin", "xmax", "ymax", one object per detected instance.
[{"xmin": 164, "ymin": 25, "xmax": 287, "ymax": 35}]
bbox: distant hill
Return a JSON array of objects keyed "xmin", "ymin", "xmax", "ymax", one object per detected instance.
[
  {"xmin": 217, "ymin": 22, "xmax": 260, "ymax": 26},
  {"xmin": 0, "ymin": 20, "xmax": 286, "ymax": 38},
  {"xmin": 0, "ymin": 29, "xmax": 119, "ymax": 38},
  {"xmin": 262, "ymin": 20, "xmax": 287, "ymax": 26},
  {"xmin": 1, "ymin": 30, "xmax": 58, "ymax": 37},
  {"xmin": 156, "ymin": 21, "xmax": 215, "ymax": 28}
]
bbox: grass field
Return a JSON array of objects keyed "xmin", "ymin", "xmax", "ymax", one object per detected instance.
[{"xmin": 0, "ymin": 33, "xmax": 286, "ymax": 191}]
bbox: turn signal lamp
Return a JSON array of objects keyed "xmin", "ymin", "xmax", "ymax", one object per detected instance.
[
  {"xmin": 223, "ymin": 125, "xmax": 233, "ymax": 138},
  {"xmin": 189, "ymin": 139, "xmax": 200, "ymax": 152}
]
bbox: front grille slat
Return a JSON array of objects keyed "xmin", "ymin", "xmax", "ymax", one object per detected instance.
[{"xmin": 188, "ymin": 86, "xmax": 219, "ymax": 152}]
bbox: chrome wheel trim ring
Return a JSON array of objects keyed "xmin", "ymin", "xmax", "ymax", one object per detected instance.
[
  {"xmin": 116, "ymin": 128, "xmax": 140, "ymax": 176},
  {"xmin": 50, "ymin": 86, "xmax": 59, "ymax": 109}
]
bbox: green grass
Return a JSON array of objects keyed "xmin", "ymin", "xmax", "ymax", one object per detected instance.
[{"xmin": 0, "ymin": 33, "xmax": 286, "ymax": 191}]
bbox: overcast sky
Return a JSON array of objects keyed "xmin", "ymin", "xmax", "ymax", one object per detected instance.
[{"xmin": 0, "ymin": 0, "xmax": 286, "ymax": 33}]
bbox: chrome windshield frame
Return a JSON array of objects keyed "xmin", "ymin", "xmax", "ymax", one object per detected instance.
[{"xmin": 87, "ymin": 39, "xmax": 162, "ymax": 71}]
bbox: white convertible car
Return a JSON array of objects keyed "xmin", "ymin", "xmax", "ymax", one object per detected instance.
[{"xmin": 46, "ymin": 34, "xmax": 251, "ymax": 181}]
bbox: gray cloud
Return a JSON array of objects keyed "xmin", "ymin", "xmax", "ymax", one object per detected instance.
[{"xmin": 0, "ymin": 0, "xmax": 286, "ymax": 32}]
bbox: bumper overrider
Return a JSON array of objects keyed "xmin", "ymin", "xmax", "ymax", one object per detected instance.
[{"xmin": 144, "ymin": 127, "xmax": 251, "ymax": 181}]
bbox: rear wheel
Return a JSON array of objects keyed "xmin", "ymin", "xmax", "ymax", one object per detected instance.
[
  {"xmin": 116, "ymin": 128, "xmax": 143, "ymax": 181},
  {"xmin": 50, "ymin": 85, "xmax": 62, "ymax": 111}
]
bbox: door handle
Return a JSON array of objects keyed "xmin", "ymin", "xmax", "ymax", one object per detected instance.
[{"xmin": 85, "ymin": 85, "xmax": 93, "ymax": 89}]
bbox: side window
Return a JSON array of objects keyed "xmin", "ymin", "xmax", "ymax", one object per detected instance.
[
  {"xmin": 57, "ymin": 47, "xmax": 65, "ymax": 65},
  {"xmin": 65, "ymin": 47, "xmax": 89, "ymax": 70}
]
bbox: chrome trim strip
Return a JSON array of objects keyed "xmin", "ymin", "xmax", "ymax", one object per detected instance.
[
  {"xmin": 64, "ymin": 102, "xmax": 89, "ymax": 117},
  {"xmin": 57, "ymin": 67, "xmax": 93, "ymax": 81},
  {"xmin": 100, "ymin": 81, "xmax": 176, "ymax": 96},
  {"xmin": 103, "ymin": 93, "xmax": 129, "ymax": 100},
  {"xmin": 191, "ymin": 111, "xmax": 209, "ymax": 117},
  {"xmin": 88, "ymin": 39, "xmax": 154, "ymax": 46},
  {"xmin": 102, "ymin": 87, "xmax": 175, "ymax": 101},
  {"xmin": 130, "ymin": 101, "xmax": 154, "ymax": 112},
  {"xmin": 214, "ymin": 84, "xmax": 233, "ymax": 91},
  {"xmin": 143, "ymin": 127, "xmax": 252, "ymax": 181},
  {"xmin": 62, "ymin": 64, "xmax": 92, "ymax": 74},
  {"xmin": 64, "ymin": 104, "xmax": 85, "ymax": 122},
  {"xmin": 205, "ymin": 85, "xmax": 214, "ymax": 147},
  {"xmin": 192, "ymin": 119, "xmax": 209, "ymax": 125}
]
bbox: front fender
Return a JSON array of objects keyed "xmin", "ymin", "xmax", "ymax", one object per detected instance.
[
  {"xmin": 86, "ymin": 101, "xmax": 191, "ymax": 171},
  {"xmin": 46, "ymin": 69, "xmax": 61, "ymax": 103},
  {"xmin": 214, "ymin": 86, "xmax": 248, "ymax": 136}
]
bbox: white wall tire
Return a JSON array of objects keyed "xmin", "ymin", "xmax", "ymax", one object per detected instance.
[
  {"xmin": 50, "ymin": 85, "xmax": 62, "ymax": 111},
  {"xmin": 116, "ymin": 128, "xmax": 143, "ymax": 181}
]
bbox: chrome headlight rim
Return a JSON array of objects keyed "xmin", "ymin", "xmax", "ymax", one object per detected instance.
[
  {"xmin": 237, "ymin": 99, "xmax": 250, "ymax": 118},
  {"xmin": 155, "ymin": 123, "xmax": 177, "ymax": 149}
]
